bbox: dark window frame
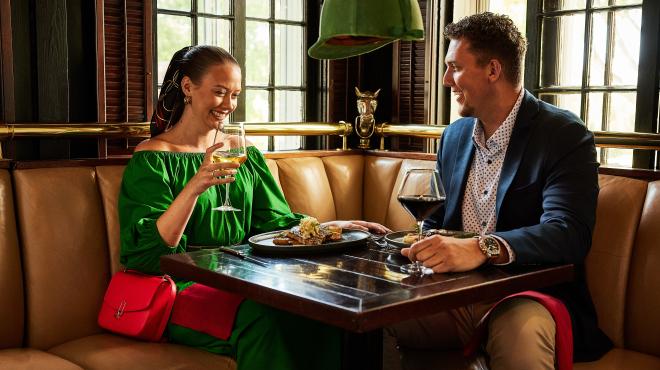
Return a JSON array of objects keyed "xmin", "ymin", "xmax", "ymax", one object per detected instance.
[
  {"xmin": 152, "ymin": 0, "xmax": 321, "ymax": 151},
  {"xmin": 525, "ymin": 0, "xmax": 660, "ymax": 169}
]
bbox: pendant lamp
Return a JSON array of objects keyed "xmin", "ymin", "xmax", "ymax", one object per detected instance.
[{"xmin": 308, "ymin": 0, "xmax": 425, "ymax": 60}]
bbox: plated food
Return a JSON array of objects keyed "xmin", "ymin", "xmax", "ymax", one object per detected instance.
[
  {"xmin": 248, "ymin": 218, "xmax": 368, "ymax": 256},
  {"xmin": 272, "ymin": 217, "xmax": 342, "ymax": 246}
]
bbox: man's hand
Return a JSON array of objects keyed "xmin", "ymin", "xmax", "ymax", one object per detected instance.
[{"xmin": 401, "ymin": 235, "xmax": 487, "ymax": 273}]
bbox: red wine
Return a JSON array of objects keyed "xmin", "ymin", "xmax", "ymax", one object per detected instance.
[{"xmin": 397, "ymin": 195, "xmax": 446, "ymax": 220}]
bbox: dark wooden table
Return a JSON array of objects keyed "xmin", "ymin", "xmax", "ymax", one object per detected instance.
[{"xmin": 161, "ymin": 242, "xmax": 574, "ymax": 370}]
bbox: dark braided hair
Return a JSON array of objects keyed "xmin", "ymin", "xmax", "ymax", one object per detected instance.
[
  {"xmin": 150, "ymin": 45, "xmax": 239, "ymax": 137},
  {"xmin": 444, "ymin": 12, "xmax": 527, "ymax": 86}
]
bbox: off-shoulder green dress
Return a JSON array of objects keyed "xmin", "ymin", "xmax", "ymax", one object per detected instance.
[{"xmin": 119, "ymin": 147, "xmax": 340, "ymax": 370}]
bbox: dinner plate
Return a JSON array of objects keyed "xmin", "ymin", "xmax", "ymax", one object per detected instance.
[
  {"xmin": 385, "ymin": 229, "xmax": 478, "ymax": 248},
  {"xmin": 248, "ymin": 229, "xmax": 370, "ymax": 256}
]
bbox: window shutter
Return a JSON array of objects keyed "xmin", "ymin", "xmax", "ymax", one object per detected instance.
[
  {"xmin": 104, "ymin": 0, "xmax": 148, "ymax": 123},
  {"xmin": 393, "ymin": 0, "xmax": 427, "ymax": 151}
]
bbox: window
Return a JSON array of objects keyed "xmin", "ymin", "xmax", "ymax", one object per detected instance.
[
  {"xmin": 449, "ymin": 0, "xmax": 528, "ymax": 124},
  {"xmin": 528, "ymin": 0, "xmax": 660, "ymax": 168},
  {"xmin": 155, "ymin": 0, "xmax": 306, "ymax": 151}
]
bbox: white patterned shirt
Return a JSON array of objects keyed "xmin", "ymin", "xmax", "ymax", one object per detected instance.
[{"xmin": 462, "ymin": 89, "xmax": 525, "ymax": 264}]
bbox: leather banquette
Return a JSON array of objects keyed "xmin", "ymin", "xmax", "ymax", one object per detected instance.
[{"xmin": 0, "ymin": 151, "xmax": 659, "ymax": 370}]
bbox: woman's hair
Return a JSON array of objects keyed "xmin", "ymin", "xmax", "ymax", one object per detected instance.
[{"xmin": 150, "ymin": 45, "xmax": 239, "ymax": 137}]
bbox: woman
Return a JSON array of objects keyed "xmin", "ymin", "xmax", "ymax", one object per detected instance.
[{"xmin": 118, "ymin": 45, "xmax": 388, "ymax": 370}]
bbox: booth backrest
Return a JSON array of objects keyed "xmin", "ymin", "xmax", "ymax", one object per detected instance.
[
  {"xmin": 2, "ymin": 152, "xmax": 659, "ymax": 360},
  {"xmin": 0, "ymin": 168, "xmax": 23, "ymax": 349},
  {"xmin": 586, "ymin": 175, "xmax": 648, "ymax": 348},
  {"xmin": 13, "ymin": 167, "xmax": 110, "ymax": 350},
  {"xmin": 626, "ymin": 181, "xmax": 660, "ymax": 356}
]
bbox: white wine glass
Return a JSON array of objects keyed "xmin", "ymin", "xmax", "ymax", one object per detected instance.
[
  {"xmin": 212, "ymin": 123, "xmax": 247, "ymax": 212},
  {"xmin": 397, "ymin": 168, "xmax": 446, "ymax": 275}
]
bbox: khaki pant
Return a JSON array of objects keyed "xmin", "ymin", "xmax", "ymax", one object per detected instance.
[{"xmin": 387, "ymin": 298, "xmax": 556, "ymax": 370}]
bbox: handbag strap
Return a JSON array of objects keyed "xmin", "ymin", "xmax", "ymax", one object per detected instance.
[{"xmin": 155, "ymin": 274, "xmax": 177, "ymax": 339}]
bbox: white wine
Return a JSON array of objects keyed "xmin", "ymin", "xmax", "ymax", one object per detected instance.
[{"xmin": 212, "ymin": 152, "xmax": 247, "ymax": 165}]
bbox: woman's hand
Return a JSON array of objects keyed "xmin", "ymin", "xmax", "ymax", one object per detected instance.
[
  {"xmin": 322, "ymin": 220, "xmax": 391, "ymax": 234},
  {"xmin": 187, "ymin": 142, "xmax": 240, "ymax": 196}
]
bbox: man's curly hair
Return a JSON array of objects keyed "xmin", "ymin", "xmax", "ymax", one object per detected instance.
[{"xmin": 444, "ymin": 12, "xmax": 527, "ymax": 85}]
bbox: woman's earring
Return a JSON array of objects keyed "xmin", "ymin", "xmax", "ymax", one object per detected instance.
[{"xmin": 183, "ymin": 96, "xmax": 192, "ymax": 105}]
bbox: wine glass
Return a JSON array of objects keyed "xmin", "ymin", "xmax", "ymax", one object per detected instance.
[
  {"xmin": 211, "ymin": 123, "xmax": 247, "ymax": 212},
  {"xmin": 397, "ymin": 168, "xmax": 446, "ymax": 275}
]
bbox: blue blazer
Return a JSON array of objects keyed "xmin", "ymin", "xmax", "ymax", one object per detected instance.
[{"xmin": 426, "ymin": 90, "xmax": 612, "ymax": 361}]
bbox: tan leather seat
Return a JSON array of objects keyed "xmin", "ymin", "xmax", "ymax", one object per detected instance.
[
  {"xmin": 573, "ymin": 348, "xmax": 660, "ymax": 370},
  {"xmin": 13, "ymin": 167, "xmax": 110, "ymax": 349},
  {"xmin": 3, "ymin": 152, "xmax": 660, "ymax": 370},
  {"xmin": 586, "ymin": 175, "xmax": 648, "ymax": 346},
  {"xmin": 49, "ymin": 334, "xmax": 235, "ymax": 370},
  {"xmin": 96, "ymin": 165, "xmax": 126, "ymax": 274},
  {"xmin": 626, "ymin": 180, "xmax": 660, "ymax": 357},
  {"xmin": 276, "ymin": 157, "xmax": 337, "ymax": 222},
  {"xmin": 322, "ymin": 155, "xmax": 364, "ymax": 220},
  {"xmin": 0, "ymin": 169, "xmax": 23, "ymax": 349},
  {"xmin": 0, "ymin": 348, "xmax": 83, "ymax": 370}
]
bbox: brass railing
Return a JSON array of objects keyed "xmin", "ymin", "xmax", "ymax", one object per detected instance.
[
  {"xmin": 0, "ymin": 122, "xmax": 354, "ymax": 158},
  {"xmin": 1, "ymin": 122, "xmax": 660, "ymax": 158}
]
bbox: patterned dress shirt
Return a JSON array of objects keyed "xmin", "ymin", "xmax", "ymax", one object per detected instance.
[{"xmin": 461, "ymin": 89, "xmax": 525, "ymax": 264}]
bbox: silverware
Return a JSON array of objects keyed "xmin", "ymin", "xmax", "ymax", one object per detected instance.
[
  {"xmin": 218, "ymin": 246, "xmax": 269, "ymax": 267},
  {"xmin": 368, "ymin": 233, "xmax": 388, "ymax": 248}
]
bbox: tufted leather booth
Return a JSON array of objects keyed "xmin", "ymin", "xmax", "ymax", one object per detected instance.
[{"xmin": 0, "ymin": 152, "xmax": 659, "ymax": 370}]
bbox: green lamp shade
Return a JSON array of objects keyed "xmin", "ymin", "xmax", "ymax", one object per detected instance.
[{"xmin": 308, "ymin": 0, "xmax": 425, "ymax": 60}]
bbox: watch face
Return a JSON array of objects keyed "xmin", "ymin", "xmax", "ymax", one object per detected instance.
[{"xmin": 481, "ymin": 237, "xmax": 500, "ymax": 258}]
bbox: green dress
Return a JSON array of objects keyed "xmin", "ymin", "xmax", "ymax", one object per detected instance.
[{"xmin": 119, "ymin": 147, "xmax": 341, "ymax": 370}]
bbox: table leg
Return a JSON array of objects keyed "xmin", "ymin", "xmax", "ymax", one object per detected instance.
[{"xmin": 342, "ymin": 329, "xmax": 383, "ymax": 370}]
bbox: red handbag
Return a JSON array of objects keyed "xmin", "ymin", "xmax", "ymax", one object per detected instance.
[{"xmin": 98, "ymin": 270, "xmax": 177, "ymax": 342}]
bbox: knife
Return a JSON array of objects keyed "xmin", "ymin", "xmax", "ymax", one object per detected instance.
[{"xmin": 218, "ymin": 246, "xmax": 269, "ymax": 267}]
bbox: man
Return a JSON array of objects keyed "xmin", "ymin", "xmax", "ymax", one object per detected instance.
[{"xmin": 390, "ymin": 12, "xmax": 612, "ymax": 370}]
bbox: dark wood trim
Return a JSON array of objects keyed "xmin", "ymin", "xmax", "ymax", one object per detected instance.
[
  {"xmin": 303, "ymin": 0, "xmax": 321, "ymax": 150},
  {"xmin": 7, "ymin": 151, "xmax": 660, "ymax": 181},
  {"xmin": 95, "ymin": 0, "xmax": 106, "ymax": 123},
  {"xmin": 144, "ymin": 0, "xmax": 153, "ymax": 122},
  {"xmin": 36, "ymin": 0, "xmax": 69, "ymax": 122},
  {"xmin": 524, "ymin": 0, "xmax": 541, "ymax": 94},
  {"xmin": 233, "ymin": 0, "xmax": 246, "ymax": 122},
  {"xmin": 579, "ymin": 0, "xmax": 594, "ymax": 121},
  {"xmin": 123, "ymin": 0, "xmax": 129, "ymax": 123},
  {"xmin": 0, "ymin": 0, "xmax": 15, "ymax": 123},
  {"xmin": 599, "ymin": 166, "xmax": 660, "ymax": 181},
  {"xmin": 263, "ymin": 149, "xmax": 362, "ymax": 160},
  {"xmin": 364, "ymin": 150, "xmax": 436, "ymax": 161},
  {"xmin": 13, "ymin": 157, "xmax": 131, "ymax": 169},
  {"xmin": 437, "ymin": 0, "xmax": 453, "ymax": 125},
  {"xmin": 633, "ymin": 0, "xmax": 660, "ymax": 168},
  {"xmin": 391, "ymin": 41, "xmax": 400, "ymax": 123},
  {"xmin": 96, "ymin": 0, "xmax": 107, "ymax": 158}
]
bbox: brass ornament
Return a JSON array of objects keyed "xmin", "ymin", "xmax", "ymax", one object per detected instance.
[{"xmin": 354, "ymin": 87, "xmax": 380, "ymax": 149}]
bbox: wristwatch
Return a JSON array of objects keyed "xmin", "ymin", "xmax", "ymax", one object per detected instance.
[{"xmin": 478, "ymin": 235, "xmax": 501, "ymax": 262}]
